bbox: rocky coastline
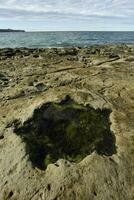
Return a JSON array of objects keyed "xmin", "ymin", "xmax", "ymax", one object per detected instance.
[
  {"xmin": 0, "ymin": 45, "xmax": 134, "ymax": 200},
  {"xmin": 0, "ymin": 29, "xmax": 25, "ymax": 32}
]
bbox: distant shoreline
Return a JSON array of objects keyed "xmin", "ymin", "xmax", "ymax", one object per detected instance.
[{"xmin": 0, "ymin": 29, "xmax": 25, "ymax": 32}]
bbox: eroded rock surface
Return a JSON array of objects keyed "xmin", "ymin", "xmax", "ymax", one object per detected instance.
[{"xmin": 0, "ymin": 45, "xmax": 134, "ymax": 200}]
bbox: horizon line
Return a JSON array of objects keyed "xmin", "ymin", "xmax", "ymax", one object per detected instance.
[
  {"xmin": 25, "ymin": 30, "xmax": 134, "ymax": 32},
  {"xmin": 1, "ymin": 29, "xmax": 134, "ymax": 32}
]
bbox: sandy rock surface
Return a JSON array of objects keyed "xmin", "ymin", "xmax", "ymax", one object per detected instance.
[{"xmin": 0, "ymin": 45, "xmax": 134, "ymax": 200}]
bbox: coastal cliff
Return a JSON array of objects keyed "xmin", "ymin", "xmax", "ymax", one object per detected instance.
[
  {"xmin": 0, "ymin": 29, "xmax": 25, "ymax": 32},
  {"xmin": 0, "ymin": 45, "xmax": 134, "ymax": 200}
]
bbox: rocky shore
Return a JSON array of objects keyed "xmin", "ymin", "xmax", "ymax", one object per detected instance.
[{"xmin": 0, "ymin": 45, "xmax": 134, "ymax": 200}]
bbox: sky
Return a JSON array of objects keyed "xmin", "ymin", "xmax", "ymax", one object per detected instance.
[{"xmin": 0, "ymin": 0, "xmax": 134, "ymax": 31}]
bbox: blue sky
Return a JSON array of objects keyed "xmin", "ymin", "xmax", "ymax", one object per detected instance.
[{"xmin": 0, "ymin": 0, "xmax": 134, "ymax": 31}]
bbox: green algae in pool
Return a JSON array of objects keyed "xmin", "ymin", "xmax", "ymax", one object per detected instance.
[{"xmin": 14, "ymin": 98, "xmax": 116, "ymax": 170}]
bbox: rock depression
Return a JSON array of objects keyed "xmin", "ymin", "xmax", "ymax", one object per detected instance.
[{"xmin": 14, "ymin": 96, "xmax": 116, "ymax": 170}]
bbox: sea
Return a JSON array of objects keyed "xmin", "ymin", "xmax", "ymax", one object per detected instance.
[{"xmin": 0, "ymin": 31, "xmax": 134, "ymax": 48}]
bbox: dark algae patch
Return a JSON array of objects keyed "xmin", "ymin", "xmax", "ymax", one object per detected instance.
[{"xmin": 14, "ymin": 97, "xmax": 116, "ymax": 170}]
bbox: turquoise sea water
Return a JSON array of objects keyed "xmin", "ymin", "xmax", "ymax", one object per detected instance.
[{"xmin": 0, "ymin": 31, "xmax": 134, "ymax": 48}]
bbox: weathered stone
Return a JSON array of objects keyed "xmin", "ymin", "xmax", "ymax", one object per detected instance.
[{"xmin": 0, "ymin": 45, "xmax": 134, "ymax": 200}]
